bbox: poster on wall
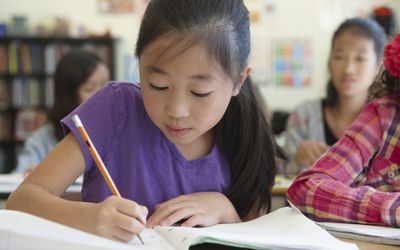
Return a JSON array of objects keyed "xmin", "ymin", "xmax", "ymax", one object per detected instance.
[{"xmin": 271, "ymin": 39, "xmax": 312, "ymax": 87}]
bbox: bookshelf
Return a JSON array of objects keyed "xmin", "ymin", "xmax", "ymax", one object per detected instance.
[{"xmin": 0, "ymin": 36, "xmax": 117, "ymax": 173}]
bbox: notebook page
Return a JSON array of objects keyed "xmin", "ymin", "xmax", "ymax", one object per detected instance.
[
  {"xmin": 0, "ymin": 210, "xmax": 174, "ymax": 250},
  {"xmin": 317, "ymin": 222, "xmax": 400, "ymax": 239},
  {"xmin": 155, "ymin": 207, "xmax": 358, "ymax": 250}
]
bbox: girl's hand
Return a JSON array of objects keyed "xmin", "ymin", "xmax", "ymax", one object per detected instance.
[
  {"xmin": 146, "ymin": 192, "xmax": 240, "ymax": 228},
  {"xmin": 86, "ymin": 196, "xmax": 148, "ymax": 242},
  {"xmin": 294, "ymin": 140, "xmax": 329, "ymax": 166}
]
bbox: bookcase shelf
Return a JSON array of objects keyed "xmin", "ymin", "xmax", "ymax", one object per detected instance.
[{"xmin": 0, "ymin": 36, "xmax": 117, "ymax": 173}]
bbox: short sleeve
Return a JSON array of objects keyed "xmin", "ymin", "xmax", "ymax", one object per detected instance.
[{"xmin": 61, "ymin": 82, "xmax": 125, "ymax": 173}]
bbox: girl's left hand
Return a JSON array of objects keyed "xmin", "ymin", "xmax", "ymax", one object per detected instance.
[{"xmin": 146, "ymin": 192, "xmax": 241, "ymax": 228}]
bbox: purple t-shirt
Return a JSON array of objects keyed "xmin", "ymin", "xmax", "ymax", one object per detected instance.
[{"xmin": 61, "ymin": 82, "xmax": 231, "ymax": 215}]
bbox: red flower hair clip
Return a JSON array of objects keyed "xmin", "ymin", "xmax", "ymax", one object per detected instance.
[{"xmin": 384, "ymin": 34, "xmax": 400, "ymax": 77}]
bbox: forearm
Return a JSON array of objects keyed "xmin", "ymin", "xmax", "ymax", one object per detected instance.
[
  {"xmin": 288, "ymin": 176, "xmax": 400, "ymax": 226},
  {"xmin": 6, "ymin": 183, "xmax": 95, "ymax": 233}
]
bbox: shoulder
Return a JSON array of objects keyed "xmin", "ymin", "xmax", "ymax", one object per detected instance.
[
  {"xmin": 363, "ymin": 96, "xmax": 400, "ymax": 118},
  {"xmin": 294, "ymin": 99, "xmax": 322, "ymax": 112},
  {"xmin": 288, "ymin": 99, "xmax": 323, "ymax": 122},
  {"xmin": 369, "ymin": 95, "xmax": 400, "ymax": 109}
]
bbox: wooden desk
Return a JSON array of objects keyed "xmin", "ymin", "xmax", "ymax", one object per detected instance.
[
  {"xmin": 271, "ymin": 176, "xmax": 291, "ymax": 211},
  {"xmin": 339, "ymin": 237, "xmax": 400, "ymax": 250}
]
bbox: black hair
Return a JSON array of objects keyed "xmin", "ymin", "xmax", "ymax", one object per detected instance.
[
  {"xmin": 48, "ymin": 49, "xmax": 104, "ymax": 141},
  {"xmin": 135, "ymin": 0, "xmax": 285, "ymax": 217},
  {"xmin": 325, "ymin": 17, "xmax": 387, "ymax": 107}
]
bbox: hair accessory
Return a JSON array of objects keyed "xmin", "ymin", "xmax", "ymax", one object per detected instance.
[{"xmin": 383, "ymin": 34, "xmax": 400, "ymax": 77}]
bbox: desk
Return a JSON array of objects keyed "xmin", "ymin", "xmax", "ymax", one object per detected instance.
[
  {"xmin": 271, "ymin": 176, "xmax": 292, "ymax": 211},
  {"xmin": 0, "ymin": 174, "xmax": 81, "ymax": 208},
  {"xmin": 339, "ymin": 237, "xmax": 400, "ymax": 250}
]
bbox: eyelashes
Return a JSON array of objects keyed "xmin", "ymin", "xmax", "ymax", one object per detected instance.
[{"xmin": 148, "ymin": 82, "xmax": 212, "ymax": 98}]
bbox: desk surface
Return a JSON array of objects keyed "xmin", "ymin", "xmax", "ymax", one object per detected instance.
[
  {"xmin": 0, "ymin": 174, "xmax": 81, "ymax": 199},
  {"xmin": 340, "ymin": 237, "xmax": 400, "ymax": 250},
  {"xmin": 272, "ymin": 175, "xmax": 292, "ymax": 195}
]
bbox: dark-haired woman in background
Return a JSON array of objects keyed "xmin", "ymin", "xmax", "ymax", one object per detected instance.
[
  {"xmin": 283, "ymin": 17, "xmax": 386, "ymax": 175},
  {"xmin": 15, "ymin": 49, "xmax": 110, "ymax": 173}
]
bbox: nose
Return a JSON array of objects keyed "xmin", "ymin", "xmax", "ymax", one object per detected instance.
[
  {"xmin": 344, "ymin": 58, "xmax": 356, "ymax": 74},
  {"xmin": 165, "ymin": 92, "xmax": 190, "ymax": 119}
]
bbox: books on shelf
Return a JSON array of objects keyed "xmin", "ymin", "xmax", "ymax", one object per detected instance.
[
  {"xmin": 0, "ymin": 79, "xmax": 10, "ymax": 108},
  {"xmin": 0, "ymin": 207, "xmax": 358, "ymax": 250},
  {"xmin": 0, "ymin": 112, "xmax": 12, "ymax": 141}
]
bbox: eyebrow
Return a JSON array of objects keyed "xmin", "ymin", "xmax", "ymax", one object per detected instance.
[{"xmin": 145, "ymin": 65, "xmax": 215, "ymax": 81}]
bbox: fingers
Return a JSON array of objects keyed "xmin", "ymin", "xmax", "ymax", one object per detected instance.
[
  {"xmin": 114, "ymin": 211, "xmax": 146, "ymax": 233},
  {"xmin": 115, "ymin": 198, "xmax": 148, "ymax": 225},
  {"xmin": 95, "ymin": 196, "xmax": 148, "ymax": 241},
  {"xmin": 296, "ymin": 141, "xmax": 329, "ymax": 166},
  {"xmin": 147, "ymin": 195, "xmax": 201, "ymax": 227},
  {"xmin": 112, "ymin": 226, "xmax": 137, "ymax": 242}
]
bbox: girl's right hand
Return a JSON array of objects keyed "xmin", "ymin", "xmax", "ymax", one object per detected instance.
[
  {"xmin": 86, "ymin": 196, "xmax": 148, "ymax": 242},
  {"xmin": 294, "ymin": 140, "xmax": 329, "ymax": 167}
]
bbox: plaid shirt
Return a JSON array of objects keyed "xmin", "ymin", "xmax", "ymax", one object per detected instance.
[{"xmin": 287, "ymin": 96, "xmax": 400, "ymax": 227}]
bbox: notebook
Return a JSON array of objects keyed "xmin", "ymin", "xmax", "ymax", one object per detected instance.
[
  {"xmin": 317, "ymin": 221, "xmax": 400, "ymax": 246},
  {"xmin": 0, "ymin": 207, "xmax": 358, "ymax": 250}
]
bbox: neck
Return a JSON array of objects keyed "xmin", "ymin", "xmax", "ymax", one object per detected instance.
[
  {"xmin": 176, "ymin": 130, "xmax": 214, "ymax": 161},
  {"xmin": 335, "ymin": 94, "xmax": 367, "ymax": 121}
]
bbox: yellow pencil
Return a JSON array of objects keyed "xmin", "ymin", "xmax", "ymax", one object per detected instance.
[{"xmin": 72, "ymin": 114, "xmax": 144, "ymax": 245}]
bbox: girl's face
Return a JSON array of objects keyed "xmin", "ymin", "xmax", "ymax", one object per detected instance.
[
  {"xmin": 329, "ymin": 31, "xmax": 378, "ymax": 98},
  {"xmin": 78, "ymin": 63, "xmax": 110, "ymax": 103},
  {"xmin": 139, "ymin": 37, "xmax": 246, "ymax": 155}
]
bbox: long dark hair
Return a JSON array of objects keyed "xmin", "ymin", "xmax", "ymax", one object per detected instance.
[
  {"xmin": 325, "ymin": 18, "xmax": 387, "ymax": 107},
  {"xmin": 136, "ymin": 0, "xmax": 285, "ymax": 217},
  {"xmin": 48, "ymin": 49, "xmax": 103, "ymax": 140}
]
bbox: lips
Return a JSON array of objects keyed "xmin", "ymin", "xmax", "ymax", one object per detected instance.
[
  {"xmin": 341, "ymin": 77, "xmax": 356, "ymax": 85},
  {"xmin": 166, "ymin": 125, "xmax": 191, "ymax": 137}
]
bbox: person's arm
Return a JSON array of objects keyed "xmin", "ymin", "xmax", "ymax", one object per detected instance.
[
  {"xmin": 14, "ymin": 129, "xmax": 50, "ymax": 173},
  {"xmin": 7, "ymin": 133, "xmax": 147, "ymax": 242},
  {"xmin": 287, "ymin": 101, "xmax": 400, "ymax": 226},
  {"xmin": 283, "ymin": 102, "xmax": 328, "ymax": 175}
]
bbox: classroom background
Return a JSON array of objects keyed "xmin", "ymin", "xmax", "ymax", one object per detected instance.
[{"xmin": 0, "ymin": 0, "xmax": 399, "ymax": 173}]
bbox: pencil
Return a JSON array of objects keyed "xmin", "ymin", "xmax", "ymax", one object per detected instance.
[{"xmin": 72, "ymin": 114, "xmax": 144, "ymax": 245}]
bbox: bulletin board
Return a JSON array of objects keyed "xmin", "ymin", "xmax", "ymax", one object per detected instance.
[{"xmin": 271, "ymin": 39, "xmax": 312, "ymax": 87}]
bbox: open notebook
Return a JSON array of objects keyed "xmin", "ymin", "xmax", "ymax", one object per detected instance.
[
  {"xmin": 317, "ymin": 221, "xmax": 400, "ymax": 246},
  {"xmin": 0, "ymin": 207, "xmax": 358, "ymax": 250}
]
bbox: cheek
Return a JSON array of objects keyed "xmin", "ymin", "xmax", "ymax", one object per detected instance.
[
  {"xmin": 361, "ymin": 63, "xmax": 378, "ymax": 78},
  {"xmin": 142, "ymin": 90, "xmax": 163, "ymax": 120},
  {"xmin": 194, "ymin": 96, "xmax": 231, "ymax": 125}
]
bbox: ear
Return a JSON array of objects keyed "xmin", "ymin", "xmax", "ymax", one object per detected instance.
[{"xmin": 232, "ymin": 65, "xmax": 252, "ymax": 96}]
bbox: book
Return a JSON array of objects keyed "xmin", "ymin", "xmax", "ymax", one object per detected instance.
[
  {"xmin": 317, "ymin": 221, "xmax": 400, "ymax": 246},
  {"xmin": 0, "ymin": 207, "xmax": 358, "ymax": 250}
]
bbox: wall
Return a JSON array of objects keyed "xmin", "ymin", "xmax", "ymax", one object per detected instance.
[
  {"xmin": 0, "ymin": 0, "xmax": 399, "ymax": 111},
  {"xmin": 249, "ymin": 0, "xmax": 400, "ymax": 110}
]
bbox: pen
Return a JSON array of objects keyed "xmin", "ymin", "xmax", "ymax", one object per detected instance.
[{"xmin": 72, "ymin": 114, "xmax": 144, "ymax": 245}]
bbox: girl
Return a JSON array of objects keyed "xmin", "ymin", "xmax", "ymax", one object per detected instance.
[
  {"xmin": 283, "ymin": 18, "xmax": 386, "ymax": 175},
  {"xmin": 287, "ymin": 34, "xmax": 400, "ymax": 227},
  {"xmin": 7, "ymin": 0, "xmax": 283, "ymax": 242},
  {"xmin": 15, "ymin": 49, "xmax": 110, "ymax": 173}
]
